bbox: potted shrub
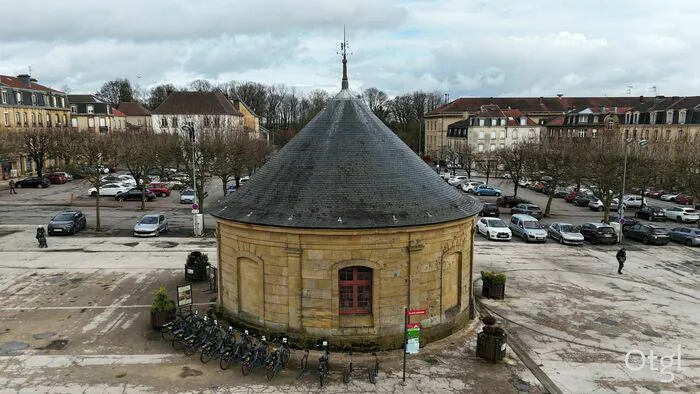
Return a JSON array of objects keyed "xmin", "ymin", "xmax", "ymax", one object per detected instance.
[
  {"xmin": 476, "ymin": 315, "xmax": 507, "ymax": 363},
  {"xmin": 150, "ymin": 286, "xmax": 176, "ymax": 329},
  {"xmin": 481, "ymin": 271, "xmax": 506, "ymax": 299},
  {"xmin": 185, "ymin": 251, "xmax": 209, "ymax": 282}
]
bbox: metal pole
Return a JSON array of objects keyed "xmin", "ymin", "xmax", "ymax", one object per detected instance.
[{"xmin": 402, "ymin": 307, "xmax": 408, "ymax": 385}]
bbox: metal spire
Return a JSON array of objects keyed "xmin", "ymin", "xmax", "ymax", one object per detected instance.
[{"xmin": 340, "ymin": 25, "xmax": 349, "ymax": 90}]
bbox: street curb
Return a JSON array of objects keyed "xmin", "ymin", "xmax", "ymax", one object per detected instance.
[
  {"xmin": 473, "ymin": 278, "xmax": 563, "ymax": 394},
  {"xmin": 0, "ymin": 200, "xmax": 196, "ymax": 210}
]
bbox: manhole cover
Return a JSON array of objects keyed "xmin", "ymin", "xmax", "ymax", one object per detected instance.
[
  {"xmin": 122, "ymin": 242, "xmax": 139, "ymax": 247},
  {"xmin": 33, "ymin": 332, "xmax": 56, "ymax": 340},
  {"xmin": 179, "ymin": 366, "xmax": 203, "ymax": 378},
  {"xmin": 41, "ymin": 340, "xmax": 69, "ymax": 350},
  {"xmin": 0, "ymin": 341, "xmax": 30, "ymax": 355},
  {"xmin": 595, "ymin": 317, "xmax": 618, "ymax": 326}
]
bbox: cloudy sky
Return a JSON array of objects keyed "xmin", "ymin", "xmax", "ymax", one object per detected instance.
[{"xmin": 2, "ymin": 0, "xmax": 700, "ymax": 99}]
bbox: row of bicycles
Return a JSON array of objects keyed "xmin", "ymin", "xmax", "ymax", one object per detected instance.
[{"xmin": 159, "ymin": 310, "xmax": 379, "ymax": 386}]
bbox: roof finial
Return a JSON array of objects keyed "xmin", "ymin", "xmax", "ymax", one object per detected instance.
[{"xmin": 339, "ymin": 25, "xmax": 349, "ymax": 90}]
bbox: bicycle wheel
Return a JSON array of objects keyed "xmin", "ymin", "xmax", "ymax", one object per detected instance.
[
  {"xmin": 183, "ymin": 342, "xmax": 198, "ymax": 357},
  {"xmin": 281, "ymin": 348, "xmax": 291, "ymax": 367},
  {"xmin": 161, "ymin": 326, "xmax": 175, "ymax": 342},
  {"xmin": 319, "ymin": 364, "xmax": 328, "ymax": 387},
  {"xmin": 369, "ymin": 366, "xmax": 378, "ymax": 384},
  {"xmin": 172, "ymin": 337, "xmax": 185, "ymax": 351},
  {"xmin": 265, "ymin": 361, "xmax": 278, "ymax": 381},
  {"xmin": 297, "ymin": 354, "xmax": 308, "ymax": 380},
  {"xmin": 343, "ymin": 364, "xmax": 351, "ymax": 384},
  {"xmin": 242, "ymin": 360, "xmax": 253, "ymax": 376},
  {"xmin": 200, "ymin": 349, "xmax": 213, "ymax": 364},
  {"xmin": 219, "ymin": 350, "xmax": 231, "ymax": 370}
]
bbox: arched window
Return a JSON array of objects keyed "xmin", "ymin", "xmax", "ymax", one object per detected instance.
[{"xmin": 339, "ymin": 266, "xmax": 372, "ymax": 315}]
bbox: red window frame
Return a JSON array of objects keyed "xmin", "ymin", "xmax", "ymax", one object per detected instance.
[{"xmin": 339, "ymin": 266, "xmax": 372, "ymax": 315}]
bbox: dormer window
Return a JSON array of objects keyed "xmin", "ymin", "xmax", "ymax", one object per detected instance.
[
  {"xmin": 579, "ymin": 115, "xmax": 588, "ymax": 124},
  {"xmin": 479, "ymin": 118, "xmax": 485, "ymax": 126},
  {"xmin": 52, "ymin": 96, "xmax": 57, "ymax": 107},
  {"xmin": 593, "ymin": 116, "xmax": 599, "ymax": 124},
  {"xmin": 520, "ymin": 117, "xmax": 526, "ymax": 126},
  {"xmin": 499, "ymin": 119, "xmax": 505, "ymax": 126},
  {"xmin": 31, "ymin": 94, "xmax": 36, "ymax": 105},
  {"xmin": 650, "ymin": 112, "xmax": 657, "ymax": 124},
  {"xmin": 624, "ymin": 112, "xmax": 631, "ymax": 124},
  {"xmin": 633, "ymin": 112, "xmax": 640, "ymax": 124},
  {"xmin": 16, "ymin": 92, "xmax": 22, "ymax": 104},
  {"xmin": 70, "ymin": 105, "xmax": 77, "ymax": 113},
  {"xmin": 667, "ymin": 110, "xmax": 673, "ymax": 124},
  {"xmin": 679, "ymin": 110, "xmax": 687, "ymax": 124},
  {"xmin": 87, "ymin": 105, "xmax": 94, "ymax": 114}
]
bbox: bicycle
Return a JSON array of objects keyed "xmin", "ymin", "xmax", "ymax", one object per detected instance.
[
  {"xmin": 200, "ymin": 325, "xmax": 232, "ymax": 364},
  {"xmin": 241, "ymin": 335, "xmax": 269, "ymax": 376},
  {"xmin": 368, "ymin": 351, "xmax": 379, "ymax": 384},
  {"xmin": 220, "ymin": 329, "xmax": 252, "ymax": 370},
  {"xmin": 318, "ymin": 340, "xmax": 330, "ymax": 387},
  {"xmin": 161, "ymin": 310, "xmax": 197, "ymax": 342},
  {"xmin": 265, "ymin": 337, "xmax": 290, "ymax": 381}
]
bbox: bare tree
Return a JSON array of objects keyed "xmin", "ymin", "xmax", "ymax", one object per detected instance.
[
  {"xmin": 52, "ymin": 129, "xmax": 84, "ymax": 168},
  {"xmin": 19, "ymin": 129, "xmax": 57, "ymax": 178},
  {"xmin": 96, "ymin": 78, "xmax": 134, "ymax": 106},
  {"xmin": 147, "ymin": 84, "xmax": 177, "ymax": 110},
  {"xmin": 114, "ymin": 130, "xmax": 156, "ymax": 211},
  {"xmin": 209, "ymin": 130, "xmax": 249, "ymax": 195},
  {"xmin": 75, "ymin": 132, "xmax": 116, "ymax": 230},
  {"xmin": 584, "ymin": 132, "xmax": 626, "ymax": 223},
  {"xmin": 150, "ymin": 133, "xmax": 181, "ymax": 178},
  {"xmin": 454, "ymin": 143, "xmax": 476, "ymax": 179},
  {"xmin": 476, "ymin": 152, "xmax": 498, "ymax": 185},
  {"xmin": 529, "ymin": 138, "xmax": 572, "ymax": 217},
  {"xmin": 496, "ymin": 143, "xmax": 534, "ymax": 197},
  {"xmin": 670, "ymin": 137, "xmax": 700, "ymax": 226},
  {"xmin": 231, "ymin": 81, "xmax": 268, "ymax": 116}
]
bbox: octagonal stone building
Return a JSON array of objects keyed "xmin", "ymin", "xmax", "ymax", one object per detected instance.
[{"xmin": 210, "ymin": 58, "xmax": 482, "ymax": 348}]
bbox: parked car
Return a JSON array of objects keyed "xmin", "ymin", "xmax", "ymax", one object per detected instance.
[
  {"xmin": 648, "ymin": 190, "xmax": 668, "ymax": 199},
  {"xmin": 634, "ymin": 206, "xmax": 667, "ymax": 222},
  {"xmin": 52, "ymin": 171, "xmax": 73, "ymax": 181},
  {"xmin": 180, "ymin": 188, "xmax": 196, "ymax": 204},
  {"xmin": 114, "ymin": 188, "xmax": 156, "ymax": 202},
  {"xmin": 674, "ymin": 194, "xmax": 694, "ymax": 205},
  {"xmin": 588, "ymin": 197, "xmax": 619, "ymax": 212},
  {"xmin": 48, "ymin": 211, "xmax": 87, "ymax": 235},
  {"xmin": 667, "ymin": 227, "xmax": 700, "ymax": 246},
  {"xmin": 133, "ymin": 213, "xmax": 169, "ymax": 237},
  {"xmin": 547, "ymin": 222, "xmax": 584, "ymax": 245},
  {"xmin": 553, "ymin": 187, "xmax": 572, "ymax": 198},
  {"xmin": 479, "ymin": 203, "xmax": 500, "ymax": 217},
  {"xmin": 509, "ymin": 214, "xmax": 547, "ymax": 243},
  {"xmin": 660, "ymin": 192, "xmax": 681, "ymax": 202},
  {"xmin": 89, "ymin": 183, "xmax": 132, "ymax": 197},
  {"xmin": 102, "ymin": 174, "xmax": 136, "ymax": 186},
  {"xmin": 147, "ymin": 182, "xmax": 171, "ymax": 197},
  {"xmin": 476, "ymin": 218, "xmax": 512, "ymax": 241},
  {"xmin": 510, "ymin": 203, "xmax": 543, "ymax": 219},
  {"xmin": 604, "ymin": 215, "xmax": 640, "ymax": 230},
  {"xmin": 496, "ymin": 195, "xmax": 530, "ymax": 208},
  {"xmin": 573, "ymin": 195, "xmax": 595, "ymax": 207},
  {"xmin": 460, "ymin": 181, "xmax": 485, "ymax": 193},
  {"xmin": 47, "ymin": 173, "xmax": 68, "ymax": 184},
  {"xmin": 577, "ymin": 222, "xmax": 617, "ymax": 245},
  {"xmin": 15, "ymin": 177, "xmax": 50, "ymax": 188},
  {"xmin": 664, "ymin": 207, "xmax": 700, "ymax": 223},
  {"xmin": 622, "ymin": 195, "xmax": 647, "ymax": 208},
  {"xmin": 474, "ymin": 185, "xmax": 502, "ymax": 196},
  {"xmin": 622, "ymin": 224, "xmax": 669, "ymax": 245},
  {"xmin": 447, "ymin": 175, "xmax": 469, "ymax": 186}
]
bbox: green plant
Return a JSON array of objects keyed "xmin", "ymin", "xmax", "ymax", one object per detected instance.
[
  {"xmin": 481, "ymin": 271, "xmax": 507, "ymax": 285},
  {"xmin": 482, "ymin": 315, "xmax": 496, "ymax": 326},
  {"xmin": 482, "ymin": 324, "xmax": 506, "ymax": 337},
  {"xmin": 186, "ymin": 251, "xmax": 209, "ymax": 268},
  {"xmin": 151, "ymin": 286, "xmax": 176, "ymax": 313}
]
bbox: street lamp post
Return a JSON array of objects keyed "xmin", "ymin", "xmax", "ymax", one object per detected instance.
[
  {"xmin": 181, "ymin": 122, "xmax": 201, "ymax": 236},
  {"xmin": 618, "ymin": 138, "xmax": 648, "ymax": 242}
]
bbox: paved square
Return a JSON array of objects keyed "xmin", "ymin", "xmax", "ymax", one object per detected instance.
[{"xmin": 475, "ymin": 239, "xmax": 700, "ymax": 393}]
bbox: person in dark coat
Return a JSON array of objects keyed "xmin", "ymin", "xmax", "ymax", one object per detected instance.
[
  {"xmin": 36, "ymin": 226, "xmax": 47, "ymax": 248},
  {"xmin": 616, "ymin": 247, "xmax": 626, "ymax": 274}
]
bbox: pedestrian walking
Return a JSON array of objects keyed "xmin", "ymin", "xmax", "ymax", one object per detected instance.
[
  {"xmin": 616, "ymin": 247, "xmax": 626, "ymax": 274},
  {"xmin": 36, "ymin": 226, "xmax": 47, "ymax": 248},
  {"xmin": 8, "ymin": 179, "xmax": 17, "ymax": 194}
]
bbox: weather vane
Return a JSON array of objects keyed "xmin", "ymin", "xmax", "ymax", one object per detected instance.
[
  {"xmin": 337, "ymin": 25, "xmax": 351, "ymax": 60},
  {"xmin": 338, "ymin": 25, "xmax": 351, "ymax": 89}
]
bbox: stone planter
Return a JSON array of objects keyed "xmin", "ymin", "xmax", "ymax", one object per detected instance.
[
  {"xmin": 481, "ymin": 280, "xmax": 505, "ymax": 299},
  {"xmin": 476, "ymin": 332, "xmax": 507, "ymax": 363},
  {"xmin": 150, "ymin": 310, "xmax": 175, "ymax": 330},
  {"xmin": 185, "ymin": 264, "xmax": 207, "ymax": 282}
]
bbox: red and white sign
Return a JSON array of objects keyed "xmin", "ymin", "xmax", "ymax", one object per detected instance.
[
  {"xmin": 407, "ymin": 309, "xmax": 427, "ymax": 316},
  {"xmin": 406, "ymin": 323, "xmax": 421, "ymax": 329}
]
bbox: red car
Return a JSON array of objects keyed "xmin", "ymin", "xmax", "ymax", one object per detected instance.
[
  {"xmin": 675, "ymin": 194, "xmax": 695, "ymax": 205},
  {"xmin": 648, "ymin": 190, "xmax": 667, "ymax": 199},
  {"xmin": 564, "ymin": 191, "xmax": 581, "ymax": 203},
  {"xmin": 47, "ymin": 173, "xmax": 68, "ymax": 184},
  {"xmin": 147, "ymin": 182, "xmax": 171, "ymax": 197}
]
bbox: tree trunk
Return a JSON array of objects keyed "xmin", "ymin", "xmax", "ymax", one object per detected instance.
[
  {"xmin": 512, "ymin": 180, "xmax": 519, "ymax": 197},
  {"xmin": 95, "ymin": 189, "xmax": 101, "ymax": 231},
  {"xmin": 544, "ymin": 188, "xmax": 555, "ymax": 217},
  {"xmin": 140, "ymin": 183, "xmax": 146, "ymax": 211},
  {"xmin": 35, "ymin": 158, "xmax": 44, "ymax": 178}
]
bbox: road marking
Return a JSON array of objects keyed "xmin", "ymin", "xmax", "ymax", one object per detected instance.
[
  {"xmin": 0, "ymin": 354, "xmax": 174, "ymax": 368},
  {"xmin": 0, "ymin": 302, "xmax": 215, "ymax": 312}
]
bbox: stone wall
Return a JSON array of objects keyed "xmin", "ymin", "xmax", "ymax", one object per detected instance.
[{"xmin": 216, "ymin": 217, "xmax": 476, "ymax": 349}]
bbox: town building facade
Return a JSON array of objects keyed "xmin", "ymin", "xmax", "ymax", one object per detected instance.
[
  {"xmin": 543, "ymin": 106, "xmax": 630, "ymax": 140},
  {"xmin": 152, "ymin": 91, "xmax": 244, "ymax": 137},
  {"xmin": 0, "ymin": 74, "xmax": 70, "ymax": 177},
  {"xmin": 620, "ymin": 96, "xmax": 700, "ymax": 143},
  {"xmin": 116, "ymin": 101, "xmax": 152, "ymax": 131},
  {"xmin": 67, "ymin": 95, "xmax": 119, "ymax": 133},
  {"xmin": 426, "ymin": 96, "xmax": 630, "ymax": 159}
]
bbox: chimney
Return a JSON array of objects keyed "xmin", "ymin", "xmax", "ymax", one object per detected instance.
[
  {"xmin": 30, "ymin": 78, "xmax": 38, "ymax": 83},
  {"xmin": 556, "ymin": 93, "xmax": 563, "ymax": 99},
  {"xmin": 639, "ymin": 95, "xmax": 644, "ymax": 103},
  {"xmin": 16, "ymin": 74, "xmax": 31, "ymax": 86},
  {"xmin": 539, "ymin": 96, "xmax": 544, "ymax": 105},
  {"xmin": 599, "ymin": 105, "xmax": 605, "ymax": 114},
  {"xmin": 613, "ymin": 106, "xmax": 617, "ymax": 113}
]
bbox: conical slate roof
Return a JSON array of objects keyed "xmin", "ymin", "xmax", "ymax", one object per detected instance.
[{"xmin": 210, "ymin": 59, "xmax": 481, "ymax": 229}]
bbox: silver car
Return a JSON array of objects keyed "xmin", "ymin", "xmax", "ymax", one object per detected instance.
[
  {"xmin": 548, "ymin": 222, "xmax": 584, "ymax": 245},
  {"xmin": 133, "ymin": 213, "xmax": 168, "ymax": 237}
]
